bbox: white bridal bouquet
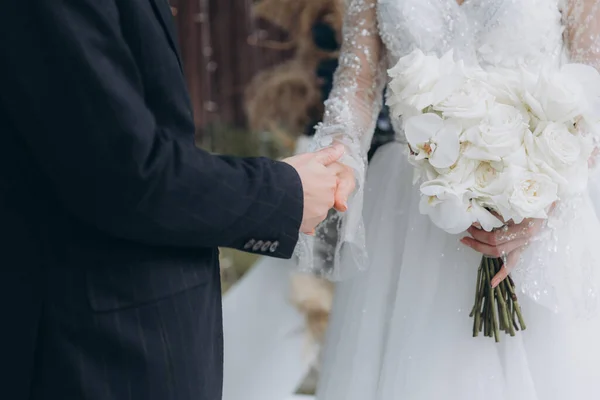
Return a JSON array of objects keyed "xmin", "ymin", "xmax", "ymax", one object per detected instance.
[{"xmin": 387, "ymin": 49, "xmax": 600, "ymax": 341}]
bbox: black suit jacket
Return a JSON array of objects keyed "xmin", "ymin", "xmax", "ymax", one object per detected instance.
[{"xmin": 0, "ymin": 1, "xmax": 303, "ymax": 399}]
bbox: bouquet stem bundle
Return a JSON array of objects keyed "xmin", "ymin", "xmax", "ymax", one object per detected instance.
[{"xmin": 469, "ymin": 257, "xmax": 526, "ymax": 342}]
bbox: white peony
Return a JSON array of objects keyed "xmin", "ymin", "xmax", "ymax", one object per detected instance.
[
  {"xmin": 463, "ymin": 104, "xmax": 528, "ymax": 161},
  {"xmin": 404, "ymin": 113, "xmax": 462, "ymax": 169},
  {"xmin": 387, "ymin": 49, "xmax": 465, "ymax": 115}
]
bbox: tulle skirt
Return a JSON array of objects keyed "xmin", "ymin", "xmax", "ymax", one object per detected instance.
[{"xmin": 316, "ymin": 142, "xmax": 600, "ymax": 400}]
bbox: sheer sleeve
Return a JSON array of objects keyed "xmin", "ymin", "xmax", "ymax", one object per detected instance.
[
  {"xmin": 563, "ymin": 0, "xmax": 600, "ymax": 70},
  {"xmin": 563, "ymin": 0, "xmax": 600, "ymax": 167},
  {"xmin": 295, "ymin": 0, "xmax": 387, "ymax": 280},
  {"xmin": 564, "ymin": 0, "xmax": 600, "ymax": 239}
]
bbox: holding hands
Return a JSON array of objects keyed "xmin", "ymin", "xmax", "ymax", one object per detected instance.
[{"xmin": 283, "ymin": 144, "xmax": 356, "ymax": 235}]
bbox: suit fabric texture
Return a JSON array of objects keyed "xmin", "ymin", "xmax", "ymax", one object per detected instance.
[{"xmin": 0, "ymin": 1, "xmax": 304, "ymax": 399}]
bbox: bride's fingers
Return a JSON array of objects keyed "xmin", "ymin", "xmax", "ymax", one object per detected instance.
[
  {"xmin": 467, "ymin": 226, "xmax": 508, "ymax": 246},
  {"xmin": 333, "ymin": 166, "xmax": 355, "ymax": 212},
  {"xmin": 467, "ymin": 220, "xmax": 539, "ymax": 246},
  {"xmin": 491, "ymin": 247, "xmax": 524, "ymax": 288},
  {"xmin": 460, "ymin": 236, "xmax": 529, "ymax": 258}
]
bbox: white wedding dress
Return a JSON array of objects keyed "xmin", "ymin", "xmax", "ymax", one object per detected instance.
[{"xmin": 294, "ymin": 1, "xmax": 600, "ymax": 399}]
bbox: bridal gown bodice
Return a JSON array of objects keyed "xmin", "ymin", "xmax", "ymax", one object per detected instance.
[{"xmin": 379, "ymin": 0, "xmax": 565, "ymax": 71}]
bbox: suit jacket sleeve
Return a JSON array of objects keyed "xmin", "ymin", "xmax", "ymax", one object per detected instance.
[{"xmin": 0, "ymin": 0, "xmax": 303, "ymax": 257}]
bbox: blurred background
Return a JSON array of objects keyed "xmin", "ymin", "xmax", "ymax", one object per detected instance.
[{"xmin": 167, "ymin": 0, "xmax": 393, "ymax": 398}]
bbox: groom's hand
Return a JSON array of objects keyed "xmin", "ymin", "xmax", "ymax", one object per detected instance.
[{"xmin": 283, "ymin": 144, "xmax": 352, "ymax": 235}]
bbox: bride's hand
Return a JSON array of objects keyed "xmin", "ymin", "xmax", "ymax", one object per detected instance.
[
  {"xmin": 326, "ymin": 140, "xmax": 357, "ymax": 213},
  {"xmin": 460, "ymin": 218, "xmax": 545, "ymax": 288},
  {"xmin": 328, "ymin": 161, "xmax": 356, "ymax": 212}
]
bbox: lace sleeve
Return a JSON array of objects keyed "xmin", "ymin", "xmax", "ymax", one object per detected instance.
[
  {"xmin": 564, "ymin": 0, "xmax": 600, "ymax": 169},
  {"xmin": 564, "ymin": 0, "xmax": 600, "ymax": 70},
  {"xmin": 295, "ymin": 0, "xmax": 386, "ymax": 280}
]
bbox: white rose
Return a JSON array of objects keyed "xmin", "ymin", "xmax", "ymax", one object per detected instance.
[
  {"xmin": 482, "ymin": 69, "xmax": 523, "ymax": 106},
  {"xmin": 532, "ymin": 122, "xmax": 582, "ymax": 165},
  {"xmin": 522, "ymin": 67, "xmax": 586, "ymax": 124},
  {"xmin": 436, "ymin": 154, "xmax": 478, "ymax": 189},
  {"xmin": 387, "ymin": 49, "xmax": 465, "ymax": 115},
  {"xmin": 472, "ymin": 162, "xmax": 508, "ymax": 197},
  {"xmin": 404, "ymin": 113, "xmax": 461, "ymax": 169},
  {"xmin": 525, "ymin": 122, "xmax": 590, "ymax": 194},
  {"xmin": 463, "ymin": 104, "xmax": 528, "ymax": 161},
  {"xmin": 498, "ymin": 168, "xmax": 558, "ymax": 222},
  {"xmin": 434, "ymin": 80, "xmax": 495, "ymax": 120},
  {"xmin": 502, "ymin": 146, "xmax": 530, "ymax": 169},
  {"xmin": 419, "ymin": 180, "xmax": 473, "ymax": 234}
]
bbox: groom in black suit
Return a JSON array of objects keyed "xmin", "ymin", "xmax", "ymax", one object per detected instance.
[{"xmin": 0, "ymin": 1, "xmax": 354, "ymax": 399}]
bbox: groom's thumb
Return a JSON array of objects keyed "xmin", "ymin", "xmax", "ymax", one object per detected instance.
[{"xmin": 314, "ymin": 143, "xmax": 345, "ymax": 166}]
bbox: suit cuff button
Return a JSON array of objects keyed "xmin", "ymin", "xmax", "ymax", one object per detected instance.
[{"xmin": 252, "ymin": 240, "xmax": 264, "ymax": 252}]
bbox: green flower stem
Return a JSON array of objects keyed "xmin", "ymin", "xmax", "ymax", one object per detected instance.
[
  {"xmin": 470, "ymin": 263, "xmax": 483, "ymax": 318},
  {"xmin": 506, "ymin": 276, "xmax": 527, "ymax": 331},
  {"xmin": 485, "ymin": 258, "xmax": 501, "ymax": 342},
  {"xmin": 492, "ymin": 260, "xmax": 510, "ymax": 332},
  {"xmin": 470, "ymin": 256, "xmax": 527, "ymax": 341}
]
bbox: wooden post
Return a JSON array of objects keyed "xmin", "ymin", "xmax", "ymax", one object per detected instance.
[{"xmin": 170, "ymin": 0, "xmax": 293, "ymax": 135}]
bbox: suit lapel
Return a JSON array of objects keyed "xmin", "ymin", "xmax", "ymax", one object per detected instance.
[{"xmin": 148, "ymin": 0, "xmax": 184, "ymax": 72}]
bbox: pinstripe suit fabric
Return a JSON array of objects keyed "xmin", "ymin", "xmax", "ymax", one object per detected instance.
[{"xmin": 0, "ymin": 0, "xmax": 303, "ymax": 399}]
